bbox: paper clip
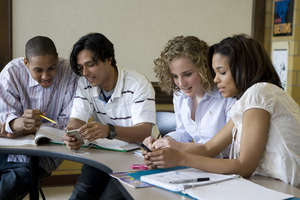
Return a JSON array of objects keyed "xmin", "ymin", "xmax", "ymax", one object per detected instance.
[{"xmin": 130, "ymin": 164, "xmax": 148, "ymax": 170}]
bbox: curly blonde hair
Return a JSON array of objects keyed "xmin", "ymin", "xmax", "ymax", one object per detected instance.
[{"xmin": 154, "ymin": 36, "xmax": 214, "ymax": 94}]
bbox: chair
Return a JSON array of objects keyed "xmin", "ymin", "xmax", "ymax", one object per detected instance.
[{"xmin": 156, "ymin": 111, "xmax": 176, "ymax": 136}]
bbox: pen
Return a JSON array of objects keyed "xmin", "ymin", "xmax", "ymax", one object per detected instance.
[
  {"xmin": 169, "ymin": 177, "xmax": 210, "ymax": 184},
  {"xmin": 40, "ymin": 114, "xmax": 57, "ymax": 124}
]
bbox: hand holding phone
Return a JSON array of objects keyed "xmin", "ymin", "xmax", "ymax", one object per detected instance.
[
  {"xmin": 66, "ymin": 129, "xmax": 83, "ymax": 143},
  {"xmin": 141, "ymin": 143, "xmax": 152, "ymax": 152}
]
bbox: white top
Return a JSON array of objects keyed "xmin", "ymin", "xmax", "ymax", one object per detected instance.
[
  {"xmin": 167, "ymin": 89, "xmax": 235, "ymax": 144},
  {"xmin": 70, "ymin": 67, "xmax": 156, "ymax": 126},
  {"xmin": 229, "ymin": 82, "xmax": 300, "ymax": 187}
]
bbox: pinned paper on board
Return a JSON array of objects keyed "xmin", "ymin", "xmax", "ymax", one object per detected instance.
[{"xmin": 272, "ymin": 41, "xmax": 288, "ymax": 90}]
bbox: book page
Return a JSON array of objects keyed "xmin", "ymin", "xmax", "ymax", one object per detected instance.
[
  {"xmin": 0, "ymin": 134, "xmax": 36, "ymax": 146},
  {"xmin": 91, "ymin": 138, "xmax": 139, "ymax": 151},
  {"xmin": 35, "ymin": 125, "xmax": 65, "ymax": 145},
  {"xmin": 184, "ymin": 177, "xmax": 293, "ymax": 200}
]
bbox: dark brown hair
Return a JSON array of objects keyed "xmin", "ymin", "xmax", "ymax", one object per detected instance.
[{"xmin": 208, "ymin": 34, "xmax": 282, "ymax": 98}]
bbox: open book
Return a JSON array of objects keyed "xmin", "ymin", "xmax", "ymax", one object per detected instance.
[
  {"xmin": 0, "ymin": 125, "xmax": 140, "ymax": 152},
  {"xmin": 86, "ymin": 138, "xmax": 140, "ymax": 152},
  {"xmin": 0, "ymin": 125, "xmax": 65, "ymax": 146}
]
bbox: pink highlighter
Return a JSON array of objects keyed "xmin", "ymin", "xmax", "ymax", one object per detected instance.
[{"xmin": 130, "ymin": 164, "xmax": 148, "ymax": 170}]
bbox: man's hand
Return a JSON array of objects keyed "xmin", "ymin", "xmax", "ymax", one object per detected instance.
[
  {"xmin": 64, "ymin": 118, "xmax": 86, "ymax": 150},
  {"xmin": 0, "ymin": 122, "xmax": 34, "ymax": 138},
  {"xmin": 79, "ymin": 121, "xmax": 109, "ymax": 141},
  {"xmin": 63, "ymin": 133, "xmax": 83, "ymax": 150},
  {"xmin": 10, "ymin": 109, "xmax": 43, "ymax": 133}
]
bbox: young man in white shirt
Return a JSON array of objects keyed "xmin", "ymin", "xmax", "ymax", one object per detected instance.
[{"xmin": 64, "ymin": 33, "xmax": 156, "ymax": 200}]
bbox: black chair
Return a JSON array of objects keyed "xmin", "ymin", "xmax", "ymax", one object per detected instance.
[{"xmin": 156, "ymin": 111, "xmax": 176, "ymax": 136}]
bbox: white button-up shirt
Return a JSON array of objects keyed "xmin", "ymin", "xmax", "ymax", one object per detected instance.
[{"xmin": 167, "ymin": 89, "xmax": 235, "ymax": 144}]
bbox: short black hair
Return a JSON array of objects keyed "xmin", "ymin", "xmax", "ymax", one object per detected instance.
[
  {"xmin": 208, "ymin": 34, "xmax": 282, "ymax": 98},
  {"xmin": 25, "ymin": 36, "xmax": 58, "ymax": 60},
  {"xmin": 70, "ymin": 33, "xmax": 117, "ymax": 76}
]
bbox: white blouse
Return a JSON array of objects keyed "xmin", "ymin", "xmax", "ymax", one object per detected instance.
[{"xmin": 229, "ymin": 82, "xmax": 300, "ymax": 187}]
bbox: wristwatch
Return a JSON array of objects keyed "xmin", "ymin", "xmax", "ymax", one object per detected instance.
[{"xmin": 107, "ymin": 123, "xmax": 117, "ymax": 139}]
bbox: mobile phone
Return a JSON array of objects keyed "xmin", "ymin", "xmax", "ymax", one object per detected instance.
[
  {"xmin": 66, "ymin": 129, "xmax": 83, "ymax": 142},
  {"xmin": 140, "ymin": 143, "xmax": 152, "ymax": 152}
]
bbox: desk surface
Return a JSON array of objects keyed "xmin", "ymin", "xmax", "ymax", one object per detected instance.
[{"xmin": 1, "ymin": 144, "xmax": 299, "ymax": 199}]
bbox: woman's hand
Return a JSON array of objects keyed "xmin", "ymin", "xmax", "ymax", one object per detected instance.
[
  {"xmin": 142, "ymin": 136, "xmax": 156, "ymax": 150},
  {"xmin": 152, "ymin": 136, "xmax": 181, "ymax": 150},
  {"xmin": 146, "ymin": 147, "xmax": 184, "ymax": 168}
]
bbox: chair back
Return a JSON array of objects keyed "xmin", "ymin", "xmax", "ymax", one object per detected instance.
[{"xmin": 156, "ymin": 111, "xmax": 176, "ymax": 136}]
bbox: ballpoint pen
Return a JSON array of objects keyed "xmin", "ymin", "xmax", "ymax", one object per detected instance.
[
  {"xmin": 40, "ymin": 114, "xmax": 57, "ymax": 124},
  {"xmin": 169, "ymin": 177, "xmax": 210, "ymax": 184}
]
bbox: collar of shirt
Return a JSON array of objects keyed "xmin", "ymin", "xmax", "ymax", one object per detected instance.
[
  {"xmin": 179, "ymin": 88, "xmax": 220, "ymax": 103},
  {"xmin": 91, "ymin": 67, "xmax": 125, "ymax": 102}
]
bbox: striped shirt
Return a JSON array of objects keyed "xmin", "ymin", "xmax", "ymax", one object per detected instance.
[
  {"xmin": 70, "ymin": 67, "xmax": 156, "ymax": 127},
  {"xmin": 0, "ymin": 57, "xmax": 78, "ymax": 171}
]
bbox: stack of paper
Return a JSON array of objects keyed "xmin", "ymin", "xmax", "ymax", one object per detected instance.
[
  {"xmin": 140, "ymin": 168, "xmax": 238, "ymax": 192},
  {"xmin": 183, "ymin": 177, "xmax": 293, "ymax": 200},
  {"xmin": 139, "ymin": 168, "xmax": 293, "ymax": 200}
]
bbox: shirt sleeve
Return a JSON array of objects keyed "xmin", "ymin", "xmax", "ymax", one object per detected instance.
[
  {"xmin": 70, "ymin": 77, "xmax": 94, "ymax": 122},
  {"xmin": 130, "ymin": 76, "xmax": 156, "ymax": 125},
  {"xmin": 240, "ymin": 83, "xmax": 275, "ymax": 114},
  {"xmin": 166, "ymin": 93, "xmax": 193, "ymax": 142},
  {"xmin": 0, "ymin": 66, "xmax": 24, "ymax": 133}
]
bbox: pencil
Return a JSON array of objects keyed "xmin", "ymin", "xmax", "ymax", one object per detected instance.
[{"xmin": 40, "ymin": 114, "xmax": 57, "ymax": 124}]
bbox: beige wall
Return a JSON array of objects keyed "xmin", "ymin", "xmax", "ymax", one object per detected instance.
[{"xmin": 12, "ymin": 0, "xmax": 253, "ymax": 81}]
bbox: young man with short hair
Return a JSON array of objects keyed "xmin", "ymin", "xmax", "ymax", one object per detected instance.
[
  {"xmin": 64, "ymin": 33, "xmax": 156, "ymax": 200},
  {"xmin": 0, "ymin": 36, "xmax": 78, "ymax": 200}
]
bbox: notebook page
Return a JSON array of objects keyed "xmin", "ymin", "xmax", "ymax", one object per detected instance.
[
  {"xmin": 183, "ymin": 177, "xmax": 293, "ymax": 200},
  {"xmin": 0, "ymin": 134, "xmax": 35, "ymax": 146},
  {"xmin": 141, "ymin": 168, "xmax": 238, "ymax": 192},
  {"xmin": 92, "ymin": 138, "xmax": 139, "ymax": 151},
  {"xmin": 35, "ymin": 125, "xmax": 65, "ymax": 144}
]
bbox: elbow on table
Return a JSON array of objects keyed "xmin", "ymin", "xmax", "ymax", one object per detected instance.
[{"xmin": 236, "ymin": 163, "xmax": 257, "ymax": 178}]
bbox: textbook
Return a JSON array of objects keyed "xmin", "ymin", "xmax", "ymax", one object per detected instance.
[
  {"xmin": 0, "ymin": 125, "xmax": 65, "ymax": 146},
  {"xmin": 0, "ymin": 125, "xmax": 140, "ymax": 152},
  {"xmin": 86, "ymin": 138, "xmax": 140, "ymax": 152}
]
